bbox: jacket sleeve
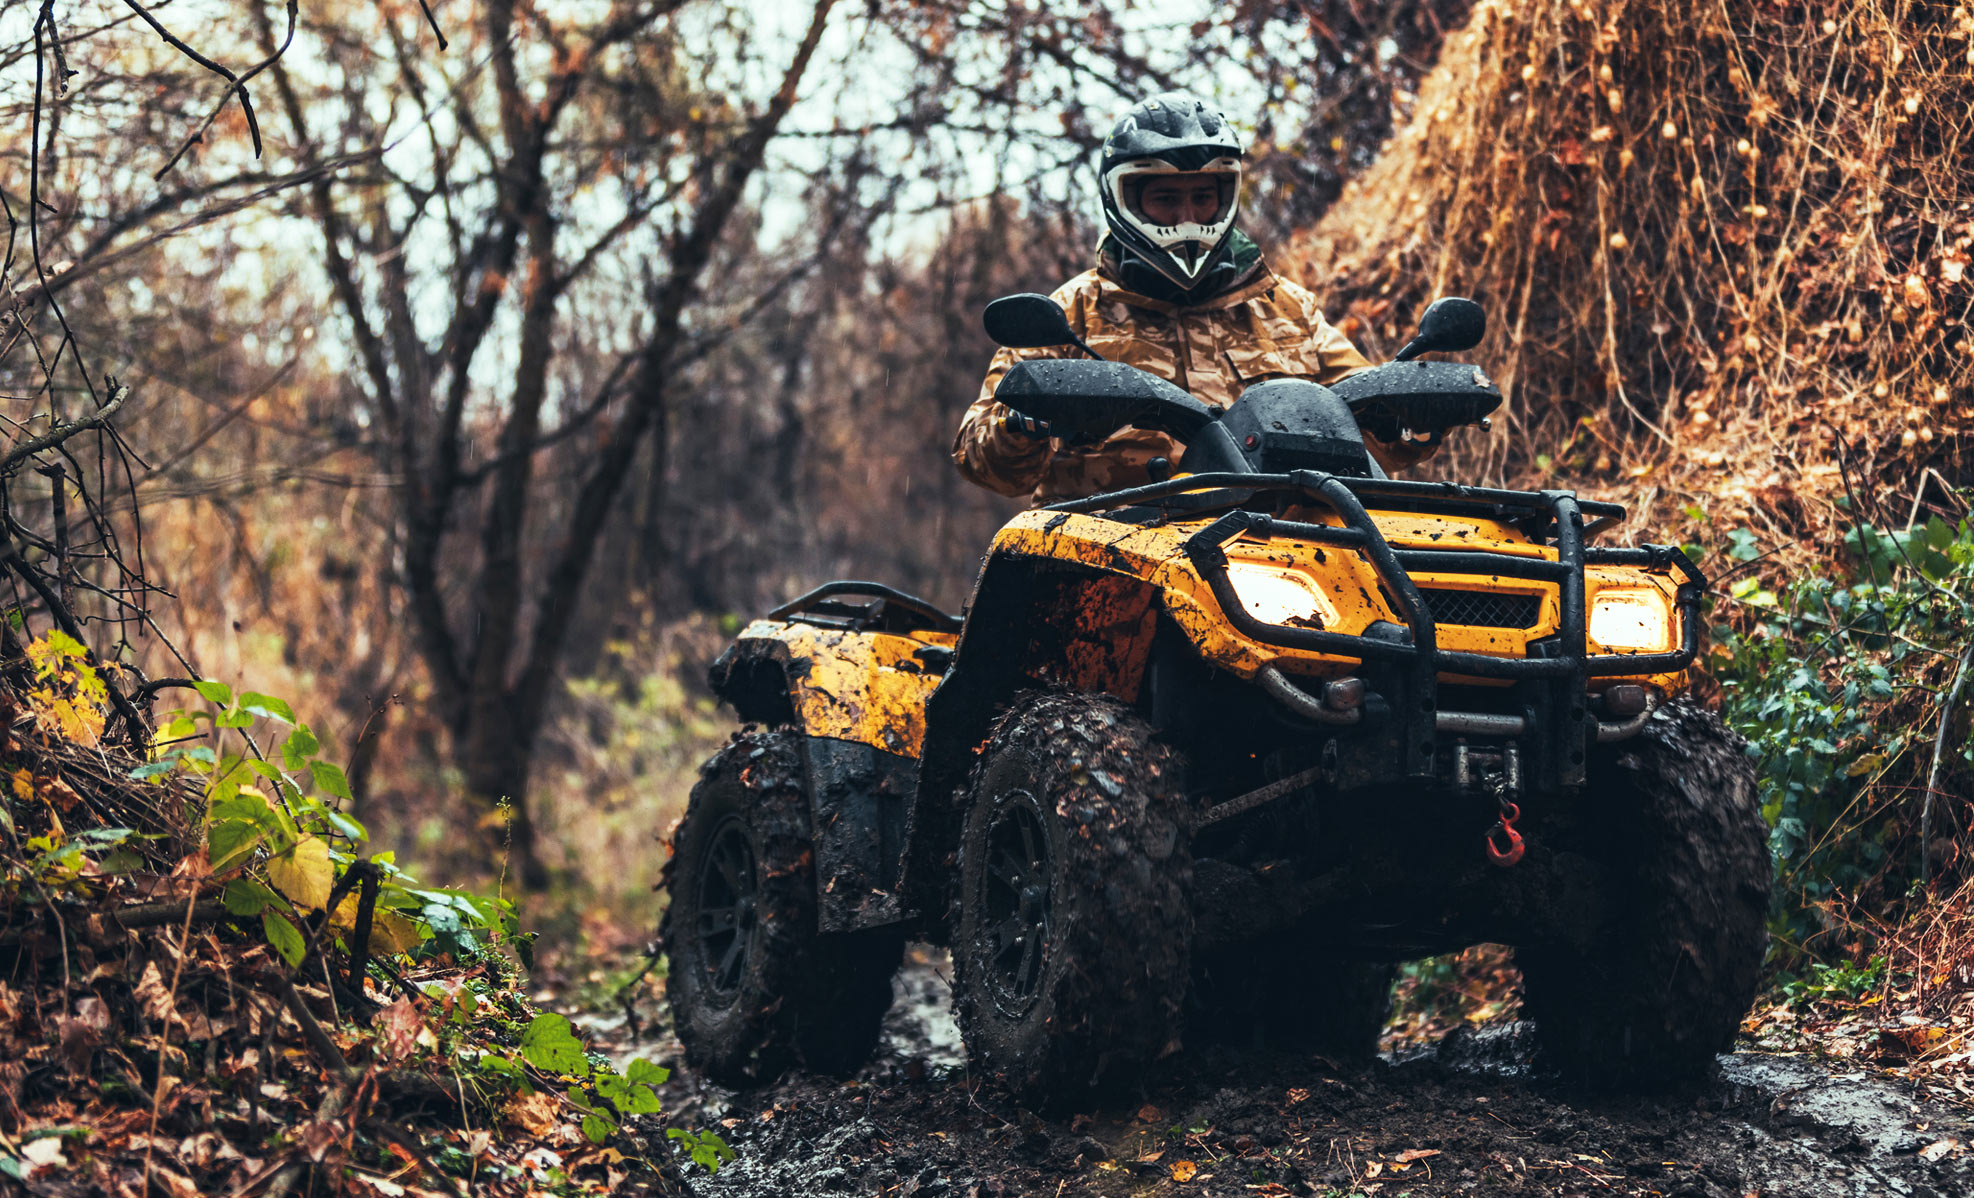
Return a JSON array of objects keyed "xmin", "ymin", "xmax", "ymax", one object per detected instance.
[
  {"xmin": 1287, "ymin": 282, "xmax": 1443, "ymax": 474},
  {"xmin": 953, "ymin": 344, "xmax": 1066, "ymax": 497}
]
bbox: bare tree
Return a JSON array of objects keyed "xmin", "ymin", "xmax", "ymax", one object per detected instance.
[{"xmin": 259, "ymin": 0, "xmax": 848, "ymax": 883}]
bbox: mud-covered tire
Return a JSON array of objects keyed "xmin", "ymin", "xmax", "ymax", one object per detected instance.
[
  {"xmin": 1192, "ymin": 948, "xmax": 1395, "ymax": 1064},
  {"xmin": 660, "ymin": 731, "xmax": 904, "ymax": 1088},
  {"xmin": 1517, "ymin": 700, "xmax": 1769, "ymax": 1088},
  {"xmin": 953, "ymin": 692, "xmax": 1193, "ymax": 1108}
]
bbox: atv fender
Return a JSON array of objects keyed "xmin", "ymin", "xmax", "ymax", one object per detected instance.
[
  {"xmin": 707, "ymin": 637, "xmax": 916, "ymax": 932},
  {"xmin": 901, "ymin": 553, "xmax": 1162, "ymax": 940}
]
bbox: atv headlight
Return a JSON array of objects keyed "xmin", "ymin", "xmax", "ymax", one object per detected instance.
[
  {"xmin": 1225, "ymin": 563, "xmax": 1338, "ymax": 629},
  {"xmin": 1589, "ymin": 587, "xmax": 1673, "ymax": 652}
]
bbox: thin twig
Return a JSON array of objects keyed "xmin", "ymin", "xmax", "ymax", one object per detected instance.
[
  {"xmin": 414, "ymin": 0, "xmax": 449, "ymax": 50},
  {"xmin": 141, "ymin": 887, "xmax": 205, "ymax": 1197},
  {"xmin": 0, "ymin": 383, "xmax": 131, "ymax": 474},
  {"xmin": 1919, "ymin": 640, "xmax": 1973, "ymax": 884},
  {"xmin": 117, "ymin": 0, "xmax": 266, "ymax": 163},
  {"xmin": 152, "ymin": 0, "xmax": 300, "ymax": 180}
]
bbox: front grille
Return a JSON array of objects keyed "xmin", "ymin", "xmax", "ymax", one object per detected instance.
[{"xmin": 1418, "ymin": 587, "xmax": 1543, "ymax": 629}]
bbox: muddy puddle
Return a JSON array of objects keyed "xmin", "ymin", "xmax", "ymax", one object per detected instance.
[{"xmin": 632, "ymin": 949, "xmax": 1971, "ymax": 1197}]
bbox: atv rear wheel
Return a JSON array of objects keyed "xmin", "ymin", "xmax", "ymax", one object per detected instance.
[
  {"xmin": 953, "ymin": 692, "xmax": 1193, "ymax": 1108},
  {"xmin": 661, "ymin": 731, "xmax": 904, "ymax": 1087},
  {"xmin": 1192, "ymin": 946, "xmax": 1394, "ymax": 1064},
  {"xmin": 1516, "ymin": 700, "xmax": 1769, "ymax": 1088}
]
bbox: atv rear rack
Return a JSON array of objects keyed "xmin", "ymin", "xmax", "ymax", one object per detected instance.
[{"xmin": 1047, "ymin": 470, "xmax": 1706, "ymax": 789}]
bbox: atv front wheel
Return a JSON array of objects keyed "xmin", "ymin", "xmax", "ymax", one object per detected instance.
[
  {"xmin": 661, "ymin": 731, "xmax": 903, "ymax": 1087},
  {"xmin": 1516, "ymin": 700, "xmax": 1769, "ymax": 1088},
  {"xmin": 953, "ymin": 692, "xmax": 1193, "ymax": 1107}
]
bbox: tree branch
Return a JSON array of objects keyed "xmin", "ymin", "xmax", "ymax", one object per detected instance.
[{"xmin": 0, "ymin": 382, "xmax": 129, "ymax": 474}]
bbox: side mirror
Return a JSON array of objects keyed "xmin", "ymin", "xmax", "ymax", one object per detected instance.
[
  {"xmin": 1393, "ymin": 297, "xmax": 1486, "ymax": 362},
  {"xmin": 983, "ymin": 293, "xmax": 1079, "ymax": 349}
]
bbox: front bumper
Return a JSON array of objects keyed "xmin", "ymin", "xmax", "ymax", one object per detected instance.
[{"xmin": 1047, "ymin": 469, "xmax": 1706, "ymax": 791}]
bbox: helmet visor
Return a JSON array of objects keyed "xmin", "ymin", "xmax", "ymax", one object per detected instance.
[{"xmin": 1122, "ymin": 169, "xmax": 1239, "ymax": 229}]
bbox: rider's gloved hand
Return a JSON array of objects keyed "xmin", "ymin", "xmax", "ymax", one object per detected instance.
[{"xmin": 1001, "ymin": 410, "xmax": 1053, "ymax": 441}]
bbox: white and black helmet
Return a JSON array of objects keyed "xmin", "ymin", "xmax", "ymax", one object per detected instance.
[{"xmin": 1099, "ymin": 92, "xmax": 1245, "ymax": 290}]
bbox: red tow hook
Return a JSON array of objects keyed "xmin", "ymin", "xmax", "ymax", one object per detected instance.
[{"xmin": 1485, "ymin": 802, "xmax": 1525, "ymax": 867}]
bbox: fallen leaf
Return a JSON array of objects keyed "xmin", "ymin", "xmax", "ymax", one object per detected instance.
[
  {"xmin": 20, "ymin": 1137, "xmax": 68, "ymax": 1174},
  {"xmin": 1366, "ymin": 1160, "xmax": 1384, "ymax": 1178},
  {"xmin": 504, "ymin": 1090, "xmax": 562, "ymax": 1137},
  {"xmin": 1396, "ymin": 1148, "xmax": 1442, "ymax": 1162},
  {"xmin": 1170, "ymin": 1159, "xmax": 1198, "ymax": 1182},
  {"xmin": 1135, "ymin": 1103, "xmax": 1163, "ymax": 1123},
  {"xmin": 152, "ymin": 1167, "xmax": 201, "ymax": 1198},
  {"xmin": 370, "ymin": 909, "xmax": 423, "ymax": 956},
  {"xmin": 1919, "ymin": 1138, "xmax": 1960, "ymax": 1163},
  {"xmin": 134, "ymin": 960, "xmax": 180, "ymax": 1029},
  {"xmin": 377, "ymin": 997, "xmax": 424, "ymax": 1062}
]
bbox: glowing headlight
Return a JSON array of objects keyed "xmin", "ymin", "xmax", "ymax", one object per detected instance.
[
  {"xmin": 1589, "ymin": 587, "xmax": 1673, "ymax": 652},
  {"xmin": 1225, "ymin": 563, "xmax": 1338, "ymax": 629}
]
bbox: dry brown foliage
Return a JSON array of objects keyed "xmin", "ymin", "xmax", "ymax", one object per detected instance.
[{"xmin": 1297, "ymin": 0, "xmax": 1972, "ymax": 550}]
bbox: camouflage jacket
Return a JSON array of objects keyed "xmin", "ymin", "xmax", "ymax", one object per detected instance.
[{"xmin": 954, "ymin": 251, "xmax": 1432, "ymax": 506}]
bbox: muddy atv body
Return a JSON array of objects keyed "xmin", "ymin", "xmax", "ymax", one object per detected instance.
[{"xmin": 661, "ymin": 298, "xmax": 1768, "ymax": 1103}]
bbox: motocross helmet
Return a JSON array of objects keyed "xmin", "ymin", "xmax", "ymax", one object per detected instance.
[{"xmin": 1099, "ymin": 92, "xmax": 1245, "ymax": 292}]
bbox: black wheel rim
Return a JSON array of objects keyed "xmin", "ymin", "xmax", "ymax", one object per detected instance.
[
  {"xmin": 694, "ymin": 814, "xmax": 759, "ymax": 1002},
  {"xmin": 979, "ymin": 791, "xmax": 1053, "ymax": 1017}
]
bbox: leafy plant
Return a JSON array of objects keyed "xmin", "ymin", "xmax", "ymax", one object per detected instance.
[
  {"xmin": 1708, "ymin": 510, "xmax": 1974, "ymax": 967},
  {"xmin": 138, "ymin": 680, "xmax": 514, "ymax": 970},
  {"xmin": 512, "ymin": 1011, "xmax": 732, "ymax": 1171}
]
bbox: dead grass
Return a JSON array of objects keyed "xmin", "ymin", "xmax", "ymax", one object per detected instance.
[{"xmin": 1296, "ymin": 0, "xmax": 1971, "ymax": 554}]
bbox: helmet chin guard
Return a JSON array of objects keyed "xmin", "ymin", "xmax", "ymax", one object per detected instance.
[{"xmin": 1098, "ymin": 92, "xmax": 1246, "ymax": 292}]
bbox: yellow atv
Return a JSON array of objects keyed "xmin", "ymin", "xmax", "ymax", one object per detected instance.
[{"xmin": 660, "ymin": 296, "xmax": 1769, "ymax": 1104}]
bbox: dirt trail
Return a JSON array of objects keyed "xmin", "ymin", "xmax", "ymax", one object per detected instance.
[{"xmin": 620, "ymin": 949, "xmax": 1972, "ymax": 1197}]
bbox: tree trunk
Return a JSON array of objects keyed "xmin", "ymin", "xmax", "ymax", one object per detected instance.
[{"xmin": 459, "ymin": 698, "xmax": 550, "ymax": 890}]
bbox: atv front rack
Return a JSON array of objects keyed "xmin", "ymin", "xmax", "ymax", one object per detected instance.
[{"xmin": 1046, "ymin": 470, "xmax": 1706, "ymax": 790}]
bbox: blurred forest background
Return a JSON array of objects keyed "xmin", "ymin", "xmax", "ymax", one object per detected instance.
[{"xmin": 0, "ymin": 0, "xmax": 1968, "ymax": 990}]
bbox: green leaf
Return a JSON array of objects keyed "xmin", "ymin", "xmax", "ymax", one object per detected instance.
[
  {"xmin": 223, "ymin": 878, "xmax": 280, "ymax": 916},
  {"xmin": 209, "ymin": 789, "xmax": 279, "ymax": 829},
  {"xmin": 309, "ymin": 761, "xmax": 353, "ymax": 801},
  {"xmin": 282, "ymin": 725, "xmax": 320, "ymax": 771},
  {"xmin": 97, "ymin": 847, "xmax": 143, "ymax": 874},
  {"xmin": 318, "ymin": 807, "xmax": 367, "ymax": 845},
  {"xmin": 419, "ymin": 902, "xmax": 480, "ymax": 958},
  {"xmin": 128, "ymin": 761, "xmax": 175, "ymax": 781},
  {"xmin": 581, "ymin": 1112, "xmax": 616, "ymax": 1144},
  {"xmin": 262, "ymin": 910, "xmax": 306, "ymax": 966},
  {"xmin": 625, "ymin": 1059, "xmax": 669, "ymax": 1089},
  {"xmin": 667, "ymin": 1128, "xmax": 735, "ymax": 1174},
  {"xmin": 240, "ymin": 692, "xmax": 297, "ymax": 724},
  {"xmin": 207, "ymin": 820, "xmax": 265, "ymax": 874},
  {"xmin": 519, "ymin": 1012, "xmax": 589, "ymax": 1077},
  {"xmin": 192, "ymin": 680, "xmax": 233, "ymax": 705},
  {"xmin": 215, "ymin": 708, "xmax": 255, "ymax": 730}
]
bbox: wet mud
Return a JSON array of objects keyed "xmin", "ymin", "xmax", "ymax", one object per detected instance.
[{"xmin": 641, "ymin": 949, "xmax": 1972, "ymax": 1197}]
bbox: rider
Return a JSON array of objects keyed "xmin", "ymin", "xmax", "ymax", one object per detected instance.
[{"xmin": 954, "ymin": 92, "xmax": 1437, "ymax": 506}]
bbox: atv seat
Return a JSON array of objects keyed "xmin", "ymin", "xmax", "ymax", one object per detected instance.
[{"xmin": 770, "ymin": 581, "xmax": 963, "ymax": 635}]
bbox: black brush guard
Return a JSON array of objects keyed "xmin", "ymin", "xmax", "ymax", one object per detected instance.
[{"xmin": 1046, "ymin": 469, "xmax": 1705, "ymax": 791}]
